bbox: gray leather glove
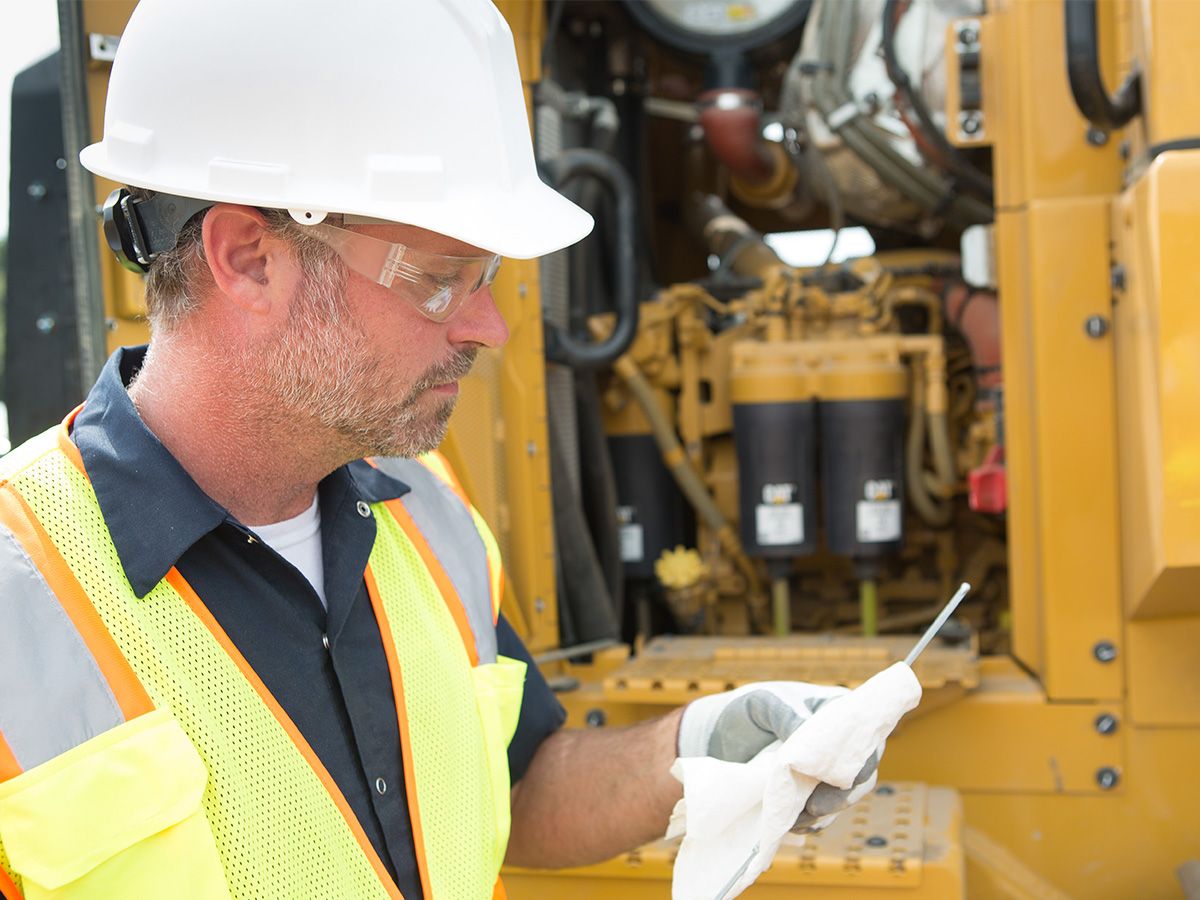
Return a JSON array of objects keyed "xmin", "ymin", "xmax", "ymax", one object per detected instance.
[{"xmin": 677, "ymin": 683, "xmax": 882, "ymax": 832}]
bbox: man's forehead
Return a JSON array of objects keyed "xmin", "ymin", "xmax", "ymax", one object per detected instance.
[{"xmin": 341, "ymin": 214, "xmax": 490, "ymax": 258}]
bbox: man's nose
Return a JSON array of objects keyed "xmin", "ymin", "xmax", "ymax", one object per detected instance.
[{"xmin": 448, "ymin": 284, "xmax": 510, "ymax": 350}]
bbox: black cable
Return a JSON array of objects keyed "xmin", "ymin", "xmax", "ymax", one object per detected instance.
[
  {"xmin": 542, "ymin": 0, "xmax": 566, "ymax": 78},
  {"xmin": 881, "ymin": 0, "xmax": 994, "ymax": 205}
]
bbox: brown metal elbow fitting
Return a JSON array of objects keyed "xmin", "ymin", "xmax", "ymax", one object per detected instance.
[{"xmin": 697, "ymin": 89, "xmax": 776, "ymax": 184}]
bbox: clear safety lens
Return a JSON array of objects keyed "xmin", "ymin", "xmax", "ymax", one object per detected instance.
[{"xmin": 307, "ymin": 223, "xmax": 501, "ymax": 322}]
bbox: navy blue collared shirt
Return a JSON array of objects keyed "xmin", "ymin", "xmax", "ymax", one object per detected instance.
[{"xmin": 69, "ymin": 346, "xmax": 565, "ymax": 898}]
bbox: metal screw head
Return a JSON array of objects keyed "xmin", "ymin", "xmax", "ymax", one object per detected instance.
[
  {"xmin": 1096, "ymin": 767, "xmax": 1120, "ymax": 790},
  {"xmin": 27, "ymin": 181, "xmax": 47, "ymax": 200},
  {"xmin": 961, "ymin": 112, "xmax": 983, "ymax": 136},
  {"xmin": 1086, "ymin": 127, "xmax": 1109, "ymax": 147},
  {"xmin": 1110, "ymin": 264, "xmax": 1126, "ymax": 291},
  {"xmin": 1084, "ymin": 315, "xmax": 1110, "ymax": 339},
  {"xmin": 957, "ymin": 24, "xmax": 979, "ymax": 46},
  {"xmin": 35, "ymin": 314, "xmax": 56, "ymax": 334},
  {"xmin": 866, "ymin": 835, "xmax": 888, "ymax": 848},
  {"xmin": 55, "ymin": 157, "xmax": 67, "ymax": 170},
  {"xmin": 1093, "ymin": 640, "xmax": 1118, "ymax": 663},
  {"xmin": 585, "ymin": 708, "xmax": 607, "ymax": 728},
  {"xmin": 1094, "ymin": 713, "xmax": 1119, "ymax": 735}
]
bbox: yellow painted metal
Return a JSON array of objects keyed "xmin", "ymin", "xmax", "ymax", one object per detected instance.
[
  {"xmin": 954, "ymin": 725, "xmax": 1200, "ymax": 900},
  {"xmin": 505, "ymin": 784, "xmax": 964, "ymax": 899},
  {"xmin": 1112, "ymin": 153, "xmax": 1200, "ymax": 624},
  {"xmin": 990, "ymin": 0, "xmax": 1124, "ymax": 210},
  {"xmin": 882, "ymin": 658, "xmax": 1122, "ymax": 795},
  {"xmin": 1129, "ymin": 0, "xmax": 1200, "ymax": 151}
]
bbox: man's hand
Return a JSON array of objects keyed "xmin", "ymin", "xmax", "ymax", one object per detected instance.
[{"xmin": 677, "ymin": 683, "xmax": 881, "ymax": 832}]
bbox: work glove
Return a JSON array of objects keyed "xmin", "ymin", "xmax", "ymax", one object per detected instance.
[{"xmin": 677, "ymin": 682, "xmax": 882, "ymax": 832}]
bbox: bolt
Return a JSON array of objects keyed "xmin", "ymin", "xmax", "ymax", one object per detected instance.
[
  {"xmin": 866, "ymin": 835, "xmax": 888, "ymax": 847},
  {"xmin": 1084, "ymin": 315, "xmax": 1110, "ymax": 339},
  {"xmin": 1110, "ymin": 264, "xmax": 1126, "ymax": 291},
  {"xmin": 35, "ymin": 314, "xmax": 56, "ymax": 334},
  {"xmin": 55, "ymin": 157, "xmax": 67, "ymax": 170},
  {"xmin": 960, "ymin": 111, "xmax": 983, "ymax": 137},
  {"xmin": 1094, "ymin": 713, "xmax": 1119, "ymax": 735},
  {"xmin": 27, "ymin": 181, "xmax": 47, "ymax": 200},
  {"xmin": 585, "ymin": 709, "xmax": 606, "ymax": 728},
  {"xmin": 534, "ymin": 596, "xmax": 546, "ymax": 613},
  {"xmin": 105, "ymin": 318, "xmax": 119, "ymax": 331},
  {"xmin": 526, "ymin": 440, "xmax": 537, "ymax": 456},
  {"xmin": 1093, "ymin": 640, "xmax": 1118, "ymax": 663},
  {"xmin": 957, "ymin": 24, "xmax": 979, "ymax": 46},
  {"xmin": 1086, "ymin": 127, "xmax": 1109, "ymax": 147},
  {"xmin": 1096, "ymin": 767, "xmax": 1120, "ymax": 790}
]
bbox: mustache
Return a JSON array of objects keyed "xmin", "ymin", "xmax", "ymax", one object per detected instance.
[{"xmin": 406, "ymin": 347, "xmax": 478, "ymax": 396}]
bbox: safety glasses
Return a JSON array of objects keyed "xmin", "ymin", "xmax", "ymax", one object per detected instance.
[{"xmin": 307, "ymin": 222, "xmax": 501, "ymax": 322}]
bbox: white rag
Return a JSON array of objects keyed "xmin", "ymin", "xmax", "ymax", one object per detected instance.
[{"xmin": 665, "ymin": 662, "xmax": 923, "ymax": 900}]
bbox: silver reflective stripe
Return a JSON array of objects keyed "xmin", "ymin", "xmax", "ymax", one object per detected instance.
[
  {"xmin": 0, "ymin": 524, "xmax": 125, "ymax": 770},
  {"xmin": 373, "ymin": 458, "xmax": 498, "ymax": 664}
]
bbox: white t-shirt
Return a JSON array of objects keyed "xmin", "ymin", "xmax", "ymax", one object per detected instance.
[{"xmin": 252, "ymin": 495, "xmax": 327, "ymax": 609}]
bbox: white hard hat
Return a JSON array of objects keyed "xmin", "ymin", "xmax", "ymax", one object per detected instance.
[{"xmin": 80, "ymin": 0, "xmax": 593, "ymax": 260}]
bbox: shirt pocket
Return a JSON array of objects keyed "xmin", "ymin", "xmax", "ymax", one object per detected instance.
[
  {"xmin": 0, "ymin": 708, "xmax": 229, "ymax": 900},
  {"xmin": 470, "ymin": 654, "xmax": 527, "ymax": 868}
]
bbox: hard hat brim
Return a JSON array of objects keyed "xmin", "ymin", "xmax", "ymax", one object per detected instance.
[{"xmin": 80, "ymin": 143, "xmax": 594, "ymax": 261}]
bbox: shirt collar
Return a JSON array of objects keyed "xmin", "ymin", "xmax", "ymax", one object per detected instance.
[{"xmin": 72, "ymin": 345, "xmax": 409, "ymax": 598}]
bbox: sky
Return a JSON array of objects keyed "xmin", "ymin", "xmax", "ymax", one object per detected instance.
[{"xmin": 1, "ymin": 0, "xmax": 61, "ymax": 239}]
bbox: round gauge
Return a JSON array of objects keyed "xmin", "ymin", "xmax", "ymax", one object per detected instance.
[{"xmin": 625, "ymin": 0, "xmax": 811, "ymax": 54}]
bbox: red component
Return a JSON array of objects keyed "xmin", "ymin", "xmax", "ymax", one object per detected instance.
[{"xmin": 969, "ymin": 445, "xmax": 1007, "ymax": 514}]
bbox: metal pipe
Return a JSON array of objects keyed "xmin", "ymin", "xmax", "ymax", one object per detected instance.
[
  {"xmin": 772, "ymin": 577, "xmax": 791, "ymax": 637},
  {"xmin": 860, "ymin": 578, "xmax": 878, "ymax": 637}
]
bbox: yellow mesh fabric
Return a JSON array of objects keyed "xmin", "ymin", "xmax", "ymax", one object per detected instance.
[
  {"xmin": 370, "ymin": 507, "xmax": 501, "ymax": 900},
  {"xmin": 11, "ymin": 449, "xmax": 392, "ymax": 900}
]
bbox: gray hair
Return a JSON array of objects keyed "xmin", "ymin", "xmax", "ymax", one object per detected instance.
[{"xmin": 131, "ymin": 189, "xmax": 339, "ymax": 330}]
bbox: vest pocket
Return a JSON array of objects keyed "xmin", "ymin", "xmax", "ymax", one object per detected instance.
[
  {"xmin": 470, "ymin": 655, "xmax": 527, "ymax": 869},
  {"xmin": 0, "ymin": 708, "xmax": 229, "ymax": 900}
]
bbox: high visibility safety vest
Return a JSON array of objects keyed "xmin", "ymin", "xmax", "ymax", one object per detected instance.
[{"xmin": 0, "ymin": 413, "xmax": 524, "ymax": 900}]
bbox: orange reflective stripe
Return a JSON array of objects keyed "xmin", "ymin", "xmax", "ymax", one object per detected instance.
[
  {"xmin": 0, "ymin": 863, "xmax": 22, "ymax": 900},
  {"xmin": 0, "ymin": 486, "xmax": 153, "ymax": 723},
  {"xmin": 364, "ymin": 565, "xmax": 434, "ymax": 900},
  {"xmin": 382, "ymin": 498, "xmax": 479, "ymax": 667},
  {"xmin": 165, "ymin": 568, "xmax": 403, "ymax": 900},
  {"xmin": 0, "ymin": 730, "xmax": 20, "ymax": 782},
  {"xmin": 56, "ymin": 406, "xmax": 87, "ymax": 478},
  {"xmin": 493, "ymin": 876, "xmax": 507, "ymax": 900}
]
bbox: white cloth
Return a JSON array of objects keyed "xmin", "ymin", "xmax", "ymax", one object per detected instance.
[
  {"xmin": 666, "ymin": 662, "xmax": 923, "ymax": 900},
  {"xmin": 252, "ymin": 495, "xmax": 327, "ymax": 609}
]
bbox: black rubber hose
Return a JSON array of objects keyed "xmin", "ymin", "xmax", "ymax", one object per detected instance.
[
  {"xmin": 549, "ymin": 416, "xmax": 620, "ymax": 644},
  {"xmin": 542, "ymin": 149, "xmax": 640, "ymax": 369},
  {"xmin": 880, "ymin": 0, "xmax": 994, "ymax": 203},
  {"xmin": 575, "ymin": 369, "xmax": 624, "ymax": 630},
  {"xmin": 1064, "ymin": 0, "xmax": 1141, "ymax": 131}
]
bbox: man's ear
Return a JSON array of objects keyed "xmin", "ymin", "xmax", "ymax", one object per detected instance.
[{"xmin": 201, "ymin": 205, "xmax": 280, "ymax": 314}]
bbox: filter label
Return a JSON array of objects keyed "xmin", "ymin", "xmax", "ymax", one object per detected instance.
[
  {"xmin": 756, "ymin": 503, "xmax": 804, "ymax": 545},
  {"xmin": 856, "ymin": 500, "xmax": 902, "ymax": 542},
  {"xmin": 616, "ymin": 505, "xmax": 644, "ymax": 562}
]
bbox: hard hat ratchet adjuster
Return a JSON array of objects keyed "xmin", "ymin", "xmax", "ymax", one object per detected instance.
[{"xmin": 102, "ymin": 188, "xmax": 215, "ymax": 273}]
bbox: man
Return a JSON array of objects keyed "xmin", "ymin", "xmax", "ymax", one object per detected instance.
[{"xmin": 0, "ymin": 2, "xmax": 876, "ymax": 898}]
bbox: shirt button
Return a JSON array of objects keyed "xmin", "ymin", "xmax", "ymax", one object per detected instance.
[
  {"xmin": 321, "ymin": 633, "xmax": 330, "ymax": 650},
  {"xmin": 356, "ymin": 500, "xmax": 371, "ymax": 518},
  {"xmin": 375, "ymin": 777, "xmax": 387, "ymax": 795}
]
